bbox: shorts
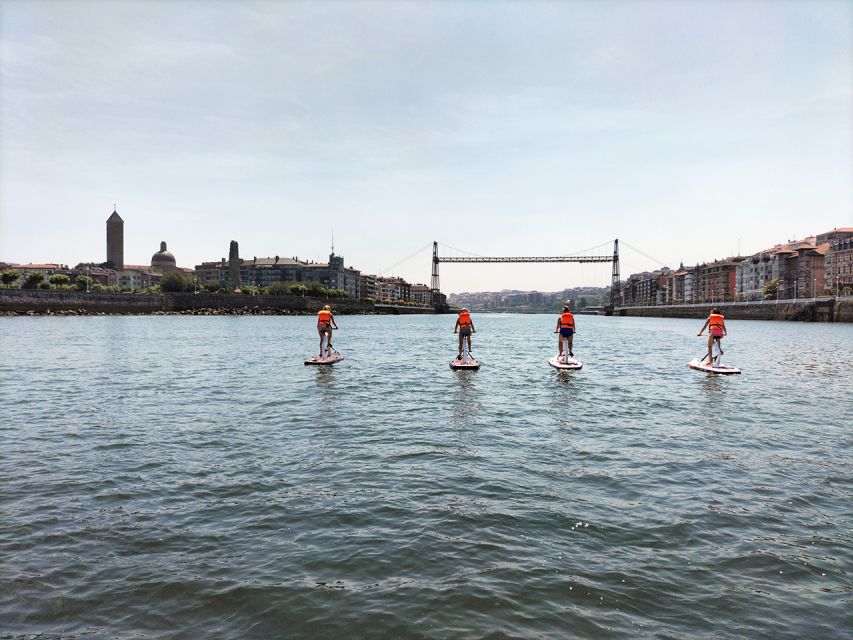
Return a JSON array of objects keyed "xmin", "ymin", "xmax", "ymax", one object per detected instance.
[
  {"xmin": 560, "ymin": 328, "xmax": 574, "ymax": 337},
  {"xmin": 710, "ymin": 328, "xmax": 723, "ymax": 338},
  {"xmin": 318, "ymin": 323, "xmax": 330, "ymax": 331},
  {"xmin": 459, "ymin": 326, "xmax": 472, "ymax": 337}
]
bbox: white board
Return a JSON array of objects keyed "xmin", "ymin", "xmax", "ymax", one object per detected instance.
[
  {"xmin": 305, "ymin": 353, "xmax": 345, "ymax": 366},
  {"xmin": 450, "ymin": 356, "xmax": 480, "ymax": 370},
  {"xmin": 548, "ymin": 355, "xmax": 583, "ymax": 370},
  {"xmin": 688, "ymin": 358, "xmax": 740, "ymax": 375}
]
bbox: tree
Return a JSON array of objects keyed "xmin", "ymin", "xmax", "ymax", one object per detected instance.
[
  {"xmin": 49, "ymin": 274, "xmax": 71, "ymax": 288},
  {"xmin": 22, "ymin": 271, "xmax": 45, "ymax": 289},
  {"xmin": 75, "ymin": 275, "xmax": 93, "ymax": 291},
  {"xmin": 74, "ymin": 261, "xmax": 115, "ymax": 270},
  {"xmin": 1, "ymin": 269, "xmax": 20, "ymax": 286},
  {"xmin": 159, "ymin": 270, "xmax": 193, "ymax": 292},
  {"xmin": 763, "ymin": 278, "xmax": 779, "ymax": 300}
]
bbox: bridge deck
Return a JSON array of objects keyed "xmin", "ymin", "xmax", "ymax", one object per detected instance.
[{"xmin": 438, "ymin": 255, "xmax": 613, "ymax": 263}]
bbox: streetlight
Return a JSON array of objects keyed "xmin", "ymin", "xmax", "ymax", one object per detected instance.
[
  {"xmin": 813, "ymin": 278, "xmax": 816, "ymax": 301},
  {"xmin": 86, "ymin": 266, "xmax": 90, "ymax": 293}
]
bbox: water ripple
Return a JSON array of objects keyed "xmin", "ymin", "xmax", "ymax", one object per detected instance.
[{"xmin": 1, "ymin": 315, "xmax": 851, "ymax": 638}]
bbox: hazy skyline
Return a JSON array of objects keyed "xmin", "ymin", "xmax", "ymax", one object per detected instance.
[{"xmin": 1, "ymin": 0, "xmax": 851, "ymax": 292}]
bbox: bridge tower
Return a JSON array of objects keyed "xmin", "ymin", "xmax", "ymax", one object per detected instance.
[
  {"xmin": 608, "ymin": 238, "xmax": 620, "ymax": 313},
  {"xmin": 430, "ymin": 241, "xmax": 440, "ymax": 305}
]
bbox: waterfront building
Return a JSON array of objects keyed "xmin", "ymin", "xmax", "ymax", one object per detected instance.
[
  {"xmin": 195, "ymin": 250, "xmax": 362, "ymax": 299},
  {"xmin": 683, "ymin": 269, "xmax": 695, "ymax": 304},
  {"xmin": 410, "ymin": 283, "xmax": 432, "ymax": 305},
  {"xmin": 7, "ymin": 263, "xmax": 69, "ymax": 286},
  {"xmin": 67, "ymin": 265, "xmax": 118, "ymax": 286},
  {"xmin": 376, "ymin": 276, "xmax": 407, "ymax": 302},
  {"xmin": 151, "ymin": 242, "xmax": 178, "ymax": 272},
  {"xmin": 694, "ymin": 259, "xmax": 743, "ymax": 303},
  {"xmin": 359, "ymin": 274, "xmax": 377, "ymax": 301},
  {"xmin": 302, "ymin": 253, "xmax": 361, "ymax": 298},
  {"xmin": 777, "ymin": 244, "xmax": 827, "ymax": 299},
  {"xmin": 118, "ymin": 265, "xmax": 161, "ymax": 289},
  {"xmin": 106, "ymin": 210, "xmax": 124, "ymax": 269},
  {"xmin": 736, "ymin": 252, "xmax": 782, "ymax": 300},
  {"xmin": 817, "ymin": 228, "xmax": 853, "ymax": 295},
  {"xmin": 828, "ymin": 237, "xmax": 853, "ymax": 295},
  {"xmin": 15, "ymin": 263, "xmax": 68, "ymax": 277},
  {"xmin": 621, "ymin": 269, "xmax": 669, "ymax": 305},
  {"xmin": 664, "ymin": 266, "xmax": 688, "ymax": 304}
]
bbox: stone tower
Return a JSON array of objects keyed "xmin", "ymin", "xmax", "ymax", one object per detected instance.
[
  {"xmin": 227, "ymin": 240, "xmax": 242, "ymax": 291},
  {"xmin": 106, "ymin": 209, "xmax": 124, "ymax": 269}
]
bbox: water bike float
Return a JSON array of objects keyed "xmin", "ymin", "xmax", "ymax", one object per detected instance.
[
  {"xmin": 688, "ymin": 357, "xmax": 740, "ymax": 375},
  {"xmin": 305, "ymin": 352, "xmax": 345, "ymax": 365},
  {"xmin": 548, "ymin": 354, "xmax": 583, "ymax": 370},
  {"xmin": 450, "ymin": 354, "xmax": 480, "ymax": 370}
]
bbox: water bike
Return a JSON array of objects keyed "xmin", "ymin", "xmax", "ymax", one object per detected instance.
[
  {"xmin": 550, "ymin": 327, "xmax": 582, "ymax": 370},
  {"xmin": 688, "ymin": 339, "xmax": 740, "ymax": 375},
  {"xmin": 548, "ymin": 352, "xmax": 583, "ymax": 370},
  {"xmin": 450, "ymin": 343, "xmax": 480, "ymax": 370},
  {"xmin": 305, "ymin": 333, "xmax": 345, "ymax": 365}
]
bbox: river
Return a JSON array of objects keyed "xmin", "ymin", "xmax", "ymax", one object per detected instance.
[{"xmin": 1, "ymin": 314, "xmax": 851, "ymax": 638}]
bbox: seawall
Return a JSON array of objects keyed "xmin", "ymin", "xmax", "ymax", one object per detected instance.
[
  {"xmin": 0, "ymin": 289, "xmax": 431, "ymax": 315},
  {"xmin": 615, "ymin": 298, "xmax": 853, "ymax": 322}
]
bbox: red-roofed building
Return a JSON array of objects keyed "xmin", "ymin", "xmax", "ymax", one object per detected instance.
[{"xmin": 778, "ymin": 244, "xmax": 827, "ymax": 298}]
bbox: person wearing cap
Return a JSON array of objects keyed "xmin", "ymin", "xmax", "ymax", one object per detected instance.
[
  {"xmin": 554, "ymin": 304, "xmax": 576, "ymax": 358},
  {"xmin": 316, "ymin": 304, "xmax": 338, "ymax": 357},
  {"xmin": 454, "ymin": 308, "xmax": 476, "ymax": 360}
]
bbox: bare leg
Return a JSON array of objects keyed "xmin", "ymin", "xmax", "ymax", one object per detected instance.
[
  {"xmin": 558, "ymin": 334, "xmax": 563, "ymax": 356},
  {"xmin": 568, "ymin": 335, "xmax": 574, "ymax": 357},
  {"xmin": 319, "ymin": 331, "xmax": 325, "ymax": 357},
  {"xmin": 706, "ymin": 335, "xmax": 714, "ymax": 363},
  {"xmin": 465, "ymin": 335, "xmax": 472, "ymax": 355},
  {"xmin": 457, "ymin": 334, "xmax": 463, "ymax": 359}
]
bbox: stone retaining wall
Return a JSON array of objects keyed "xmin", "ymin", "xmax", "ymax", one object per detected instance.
[
  {"xmin": 616, "ymin": 299, "xmax": 852, "ymax": 322},
  {"xmin": 0, "ymin": 289, "xmax": 373, "ymax": 315}
]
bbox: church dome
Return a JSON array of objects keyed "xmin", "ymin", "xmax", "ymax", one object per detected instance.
[{"xmin": 151, "ymin": 241, "xmax": 177, "ymax": 271}]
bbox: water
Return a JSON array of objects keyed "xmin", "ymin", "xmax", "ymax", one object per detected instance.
[{"xmin": 2, "ymin": 314, "xmax": 851, "ymax": 639}]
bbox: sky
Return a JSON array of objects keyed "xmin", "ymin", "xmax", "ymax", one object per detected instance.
[{"xmin": 1, "ymin": 0, "xmax": 851, "ymax": 293}]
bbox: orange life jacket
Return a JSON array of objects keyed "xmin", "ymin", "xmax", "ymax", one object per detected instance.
[
  {"xmin": 708, "ymin": 313, "xmax": 725, "ymax": 329},
  {"xmin": 560, "ymin": 312, "xmax": 575, "ymax": 329},
  {"xmin": 317, "ymin": 309, "xmax": 331, "ymax": 325},
  {"xmin": 458, "ymin": 311, "xmax": 472, "ymax": 327}
]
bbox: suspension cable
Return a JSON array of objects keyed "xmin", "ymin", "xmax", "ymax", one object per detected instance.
[
  {"xmin": 379, "ymin": 243, "xmax": 433, "ymax": 275},
  {"xmin": 621, "ymin": 240, "xmax": 668, "ymax": 268}
]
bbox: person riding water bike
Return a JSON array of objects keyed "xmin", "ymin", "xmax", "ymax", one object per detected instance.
[
  {"xmin": 317, "ymin": 305, "xmax": 338, "ymax": 357},
  {"xmin": 554, "ymin": 304, "xmax": 575, "ymax": 359},
  {"xmin": 454, "ymin": 308, "xmax": 475, "ymax": 360},
  {"xmin": 698, "ymin": 307, "xmax": 726, "ymax": 364}
]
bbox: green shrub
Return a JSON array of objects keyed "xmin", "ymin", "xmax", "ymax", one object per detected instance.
[
  {"xmin": 160, "ymin": 270, "xmax": 193, "ymax": 293},
  {"xmin": 75, "ymin": 275, "xmax": 93, "ymax": 291},
  {"xmin": 49, "ymin": 274, "xmax": 71, "ymax": 288},
  {"xmin": 39, "ymin": 281, "xmax": 50, "ymax": 290},
  {"xmin": 22, "ymin": 271, "xmax": 45, "ymax": 289},
  {"xmin": 1, "ymin": 269, "xmax": 20, "ymax": 286}
]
